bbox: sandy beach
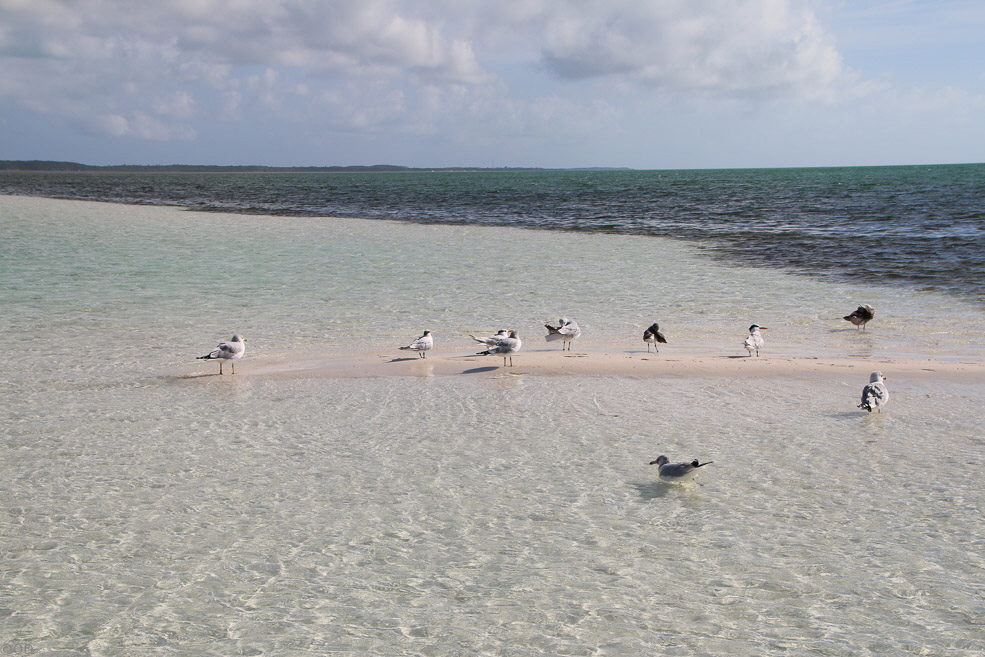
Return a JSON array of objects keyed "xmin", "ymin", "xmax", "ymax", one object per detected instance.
[{"xmin": 208, "ymin": 347, "xmax": 985, "ymax": 383}]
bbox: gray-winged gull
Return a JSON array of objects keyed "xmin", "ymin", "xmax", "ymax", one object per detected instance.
[
  {"xmin": 197, "ymin": 334, "xmax": 246, "ymax": 375},
  {"xmin": 649, "ymin": 455, "xmax": 713, "ymax": 482},
  {"xmin": 545, "ymin": 317, "xmax": 581, "ymax": 350},
  {"xmin": 858, "ymin": 371, "xmax": 889, "ymax": 413}
]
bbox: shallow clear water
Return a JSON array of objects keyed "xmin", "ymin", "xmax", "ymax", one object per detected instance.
[
  {"xmin": 2, "ymin": 196, "xmax": 984, "ymax": 656},
  {"xmin": 3, "ymin": 164, "xmax": 985, "ymax": 304}
]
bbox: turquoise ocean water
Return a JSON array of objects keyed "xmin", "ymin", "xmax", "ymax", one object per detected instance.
[
  {"xmin": 3, "ymin": 165, "xmax": 985, "ymax": 304},
  {"xmin": 1, "ymin": 181, "xmax": 984, "ymax": 656}
]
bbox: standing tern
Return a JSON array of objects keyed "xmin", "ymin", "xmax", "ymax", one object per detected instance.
[
  {"xmin": 643, "ymin": 322, "xmax": 667, "ymax": 353},
  {"xmin": 469, "ymin": 329, "xmax": 509, "ymax": 347},
  {"xmin": 399, "ymin": 330, "xmax": 433, "ymax": 358},
  {"xmin": 197, "ymin": 334, "xmax": 246, "ymax": 375},
  {"xmin": 743, "ymin": 324, "xmax": 768, "ymax": 357},
  {"xmin": 649, "ymin": 455, "xmax": 713, "ymax": 482},
  {"xmin": 477, "ymin": 329, "xmax": 521, "ymax": 367},
  {"xmin": 545, "ymin": 317, "xmax": 581, "ymax": 350},
  {"xmin": 858, "ymin": 371, "xmax": 889, "ymax": 413}
]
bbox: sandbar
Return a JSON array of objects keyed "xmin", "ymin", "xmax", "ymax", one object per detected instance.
[{"xmin": 204, "ymin": 348, "xmax": 985, "ymax": 383}]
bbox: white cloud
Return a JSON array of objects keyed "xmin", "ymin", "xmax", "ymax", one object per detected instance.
[
  {"xmin": 93, "ymin": 111, "xmax": 197, "ymax": 140},
  {"xmin": 536, "ymin": 0, "xmax": 845, "ymax": 99},
  {"xmin": 0, "ymin": 0, "xmax": 490, "ymax": 140}
]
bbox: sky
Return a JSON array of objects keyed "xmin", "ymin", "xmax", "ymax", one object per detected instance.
[{"xmin": 1, "ymin": 0, "xmax": 983, "ymax": 169}]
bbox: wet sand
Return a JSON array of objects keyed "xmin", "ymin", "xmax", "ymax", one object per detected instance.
[{"xmin": 191, "ymin": 347, "xmax": 985, "ymax": 383}]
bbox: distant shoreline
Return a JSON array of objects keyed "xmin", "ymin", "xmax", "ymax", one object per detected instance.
[
  {"xmin": 3, "ymin": 160, "xmax": 981, "ymax": 174},
  {"xmin": 0, "ymin": 160, "xmax": 630, "ymax": 173}
]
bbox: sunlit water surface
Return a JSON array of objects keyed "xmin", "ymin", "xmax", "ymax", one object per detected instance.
[{"xmin": 2, "ymin": 197, "xmax": 984, "ymax": 656}]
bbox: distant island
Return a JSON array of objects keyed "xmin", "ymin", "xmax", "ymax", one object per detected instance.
[{"xmin": 0, "ymin": 160, "xmax": 630, "ymax": 173}]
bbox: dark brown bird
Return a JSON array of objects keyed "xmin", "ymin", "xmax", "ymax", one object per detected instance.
[
  {"xmin": 643, "ymin": 323, "xmax": 667, "ymax": 353},
  {"xmin": 844, "ymin": 304, "xmax": 875, "ymax": 330}
]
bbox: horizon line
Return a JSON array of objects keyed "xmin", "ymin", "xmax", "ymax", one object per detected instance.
[{"xmin": 1, "ymin": 159, "xmax": 982, "ymax": 173}]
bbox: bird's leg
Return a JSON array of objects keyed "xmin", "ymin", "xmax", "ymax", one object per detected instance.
[
  {"xmin": 231, "ymin": 362, "xmax": 235, "ymax": 375},
  {"xmin": 219, "ymin": 363, "xmax": 224, "ymax": 375}
]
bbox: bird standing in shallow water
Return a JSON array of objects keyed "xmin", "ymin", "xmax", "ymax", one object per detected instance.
[
  {"xmin": 649, "ymin": 455, "xmax": 713, "ymax": 482},
  {"xmin": 844, "ymin": 304, "xmax": 875, "ymax": 330},
  {"xmin": 743, "ymin": 324, "xmax": 768, "ymax": 357},
  {"xmin": 399, "ymin": 330, "xmax": 433, "ymax": 358},
  {"xmin": 544, "ymin": 317, "xmax": 581, "ymax": 350},
  {"xmin": 477, "ymin": 330, "xmax": 521, "ymax": 366},
  {"xmin": 197, "ymin": 334, "xmax": 246, "ymax": 375},
  {"xmin": 858, "ymin": 371, "xmax": 889, "ymax": 413},
  {"xmin": 643, "ymin": 322, "xmax": 667, "ymax": 353}
]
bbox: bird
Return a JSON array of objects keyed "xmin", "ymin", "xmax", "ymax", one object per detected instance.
[
  {"xmin": 545, "ymin": 317, "xmax": 581, "ymax": 350},
  {"xmin": 743, "ymin": 324, "xmax": 769, "ymax": 356},
  {"xmin": 844, "ymin": 304, "xmax": 875, "ymax": 331},
  {"xmin": 469, "ymin": 329, "xmax": 509, "ymax": 347},
  {"xmin": 649, "ymin": 455, "xmax": 713, "ymax": 482},
  {"xmin": 477, "ymin": 329, "xmax": 521, "ymax": 366},
  {"xmin": 643, "ymin": 322, "xmax": 667, "ymax": 353},
  {"xmin": 197, "ymin": 334, "xmax": 246, "ymax": 375},
  {"xmin": 399, "ymin": 330, "xmax": 433, "ymax": 358},
  {"xmin": 858, "ymin": 371, "xmax": 889, "ymax": 413}
]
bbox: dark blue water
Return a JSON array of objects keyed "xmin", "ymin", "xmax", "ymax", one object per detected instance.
[{"xmin": 3, "ymin": 165, "xmax": 984, "ymax": 304}]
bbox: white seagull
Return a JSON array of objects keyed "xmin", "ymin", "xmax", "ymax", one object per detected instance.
[
  {"xmin": 643, "ymin": 322, "xmax": 667, "ymax": 353},
  {"xmin": 477, "ymin": 329, "xmax": 521, "ymax": 367},
  {"xmin": 197, "ymin": 334, "xmax": 246, "ymax": 375},
  {"xmin": 399, "ymin": 330, "xmax": 433, "ymax": 358},
  {"xmin": 743, "ymin": 324, "xmax": 769, "ymax": 357},
  {"xmin": 649, "ymin": 455, "xmax": 713, "ymax": 482},
  {"xmin": 545, "ymin": 317, "xmax": 581, "ymax": 350},
  {"xmin": 469, "ymin": 329, "xmax": 509, "ymax": 347},
  {"xmin": 844, "ymin": 304, "xmax": 875, "ymax": 331},
  {"xmin": 858, "ymin": 371, "xmax": 889, "ymax": 413}
]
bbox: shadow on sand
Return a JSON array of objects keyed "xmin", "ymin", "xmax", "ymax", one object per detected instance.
[{"xmin": 463, "ymin": 366, "xmax": 501, "ymax": 374}]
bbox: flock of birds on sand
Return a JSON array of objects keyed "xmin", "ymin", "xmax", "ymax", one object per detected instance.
[{"xmin": 197, "ymin": 304, "xmax": 886, "ymax": 484}]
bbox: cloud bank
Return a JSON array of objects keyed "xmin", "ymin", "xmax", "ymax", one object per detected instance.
[{"xmin": 0, "ymin": 0, "xmax": 981, "ymax": 167}]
